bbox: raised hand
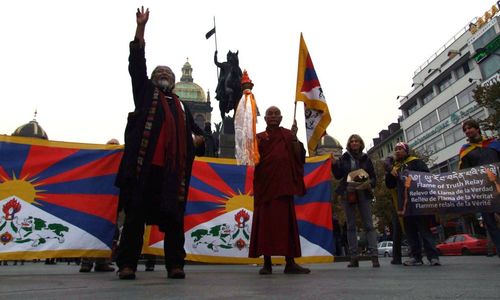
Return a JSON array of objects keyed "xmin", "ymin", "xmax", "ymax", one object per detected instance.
[
  {"xmin": 136, "ymin": 6, "xmax": 149, "ymax": 26},
  {"xmin": 291, "ymin": 120, "xmax": 298, "ymax": 136}
]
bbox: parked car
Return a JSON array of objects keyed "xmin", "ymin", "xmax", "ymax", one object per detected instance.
[
  {"xmin": 377, "ymin": 241, "xmax": 409, "ymax": 257},
  {"xmin": 436, "ymin": 234, "xmax": 495, "ymax": 256}
]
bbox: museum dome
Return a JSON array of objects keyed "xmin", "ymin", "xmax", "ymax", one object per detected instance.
[{"xmin": 174, "ymin": 59, "xmax": 207, "ymax": 102}]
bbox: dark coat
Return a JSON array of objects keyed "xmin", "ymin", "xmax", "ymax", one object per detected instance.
[
  {"xmin": 115, "ymin": 40, "xmax": 203, "ymax": 213},
  {"xmin": 333, "ymin": 151, "xmax": 376, "ymax": 199},
  {"xmin": 459, "ymin": 144, "xmax": 500, "ymax": 169},
  {"xmin": 385, "ymin": 157, "xmax": 429, "ymax": 210}
]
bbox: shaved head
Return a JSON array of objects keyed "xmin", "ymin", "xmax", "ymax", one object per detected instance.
[{"xmin": 264, "ymin": 106, "xmax": 282, "ymax": 127}]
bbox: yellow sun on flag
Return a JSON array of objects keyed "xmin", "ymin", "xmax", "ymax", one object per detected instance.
[
  {"xmin": 223, "ymin": 192, "xmax": 253, "ymax": 213},
  {"xmin": 0, "ymin": 176, "xmax": 44, "ymax": 205}
]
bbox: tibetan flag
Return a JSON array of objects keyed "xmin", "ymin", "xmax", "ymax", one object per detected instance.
[
  {"xmin": 0, "ymin": 136, "xmax": 122, "ymax": 260},
  {"xmin": 295, "ymin": 33, "xmax": 331, "ymax": 155},
  {"xmin": 143, "ymin": 155, "xmax": 334, "ymax": 264}
]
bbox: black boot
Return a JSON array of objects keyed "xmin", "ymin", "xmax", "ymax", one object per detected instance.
[{"xmin": 347, "ymin": 256, "xmax": 359, "ymax": 268}]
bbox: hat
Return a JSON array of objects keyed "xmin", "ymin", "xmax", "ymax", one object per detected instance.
[{"xmin": 395, "ymin": 142, "xmax": 409, "ymax": 153}]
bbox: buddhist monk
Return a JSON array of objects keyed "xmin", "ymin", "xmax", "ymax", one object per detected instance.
[{"xmin": 249, "ymin": 106, "xmax": 310, "ymax": 275}]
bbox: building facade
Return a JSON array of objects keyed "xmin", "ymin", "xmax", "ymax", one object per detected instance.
[
  {"xmin": 173, "ymin": 59, "xmax": 213, "ymax": 131},
  {"xmin": 398, "ymin": 5, "xmax": 500, "ymax": 173},
  {"xmin": 367, "ymin": 121, "xmax": 404, "ymax": 161}
]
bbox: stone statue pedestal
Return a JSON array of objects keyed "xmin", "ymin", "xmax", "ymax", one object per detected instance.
[{"xmin": 218, "ymin": 116, "xmax": 236, "ymax": 159}]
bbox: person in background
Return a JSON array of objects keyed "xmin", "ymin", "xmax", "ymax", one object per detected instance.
[
  {"xmin": 385, "ymin": 142, "xmax": 440, "ymax": 266},
  {"xmin": 332, "ymin": 134, "xmax": 379, "ymax": 268},
  {"xmin": 249, "ymin": 106, "xmax": 310, "ymax": 275},
  {"xmin": 459, "ymin": 119, "xmax": 500, "ymax": 258}
]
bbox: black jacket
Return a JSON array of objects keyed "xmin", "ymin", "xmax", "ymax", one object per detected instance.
[
  {"xmin": 333, "ymin": 151, "xmax": 376, "ymax": 199},
  {"xmin": 115, "ymin": 40, "xmax": 203, "ymax": 210}
]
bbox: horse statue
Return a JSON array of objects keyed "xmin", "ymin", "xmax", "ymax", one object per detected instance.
[{"xmin": 214, "ymin": 50, "xmax": 243, "ymax": 120}]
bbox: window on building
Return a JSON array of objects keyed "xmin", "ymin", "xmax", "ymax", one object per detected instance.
[
  {"xmin": 421, "ymin": 90, "xmax": 434, "ymax": 105},
  {"xmin": 406, "ymin": 122, "xmax": 422, "ymax": 141},
  {"xmin": 472, "ymin": 27, "xmax": 496, "ymax": 50},
  {"xmin": 455, "ymin": 61, "xmax": 471, "ymax": 79},
  {"xmin": 421, "ymin": 111, "xmax": 439, "ymax": 131},
  {"xmin": 444, "ymin": 124, "xmax": 464, "ymax": 146},
  {"xmin": 425, "ymin": 135, "xmax": 444, "ymax": 153},
  {"xmin": 414, "ymin": 145, "xmax": 426, "ymax": 155},
  {"xmin": 480, "ymin": 50, "xmax": 500, "ymax": 79},
  {"xmin": 449, "ymin": 157, "xmax": 459, "ymax": 171},
  {"xmin": 438, "ymin": 98, "xmax": 458, "ymax": 120},
  {"xmin": 457, "ymin": 84, "xmax": 476, "ymax": 108},
  {"xmin": 406, "ymin": 101, "xmax": 419, "ymax": 116},
  {"xmin": 438, "ymin": 74, "xmax": 453, "ymax": 92}
]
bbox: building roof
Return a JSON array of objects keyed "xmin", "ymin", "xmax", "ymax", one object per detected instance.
[
  {"xmin": 12, "ymin": 119, "xmax": 48, "ymax": 140},
  {"xmin": 174, "ymin": 59, "xmax": 207, "ymax": 103}
]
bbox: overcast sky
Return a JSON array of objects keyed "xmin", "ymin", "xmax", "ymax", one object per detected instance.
[{"xmin": 0, "ymin": 0, "xmax": 491, "ymax": 152}]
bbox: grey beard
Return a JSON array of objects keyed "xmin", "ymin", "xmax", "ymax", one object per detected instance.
[{"xmin": 156, "ymin": 79, "xmax": 174, "ymax": 92}]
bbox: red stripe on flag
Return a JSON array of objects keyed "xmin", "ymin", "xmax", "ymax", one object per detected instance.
[
  {"xmin": 295, "ymin": 202, "xmax": 332, "ymax": 230},
  {"xmin": 148, "ymin": 225, "xmax": 165, "ymax": 246},
  {"xmin": 0, "ymin": 165, "xmax": 10, "ymax": 181},
  {"xmin": 38, "ymin": 152, "xmax": 122, "ymax": 185},
  {"xmin": 304, "ymin": 159, "xmax": 332, "ymax": 189},
  {"xmin": 184, "ymin": 209, "xmax": 225, "ymax": 232},
  {"xmin": 191, "ymin": 161, "xmax": 236, "ymax": 196},
  {"xmin": 20, "ymin": 146, "xmax": 79, "ymax": 179},
  {"xmin": 245, "ymin": 166, "xmax": 254, "ymax": 195},
  {"xmin": 40, "ymin": 193, "xmax": 118, "ymax": 223},
  {"xmin": 188, "ymin": 187, "xmax": 226, "ymax": 203}
]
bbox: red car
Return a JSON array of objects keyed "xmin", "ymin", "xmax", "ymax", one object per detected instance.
[{"xmin": 436, "ymin": 234, "xmax": 496, "ymax": 256}]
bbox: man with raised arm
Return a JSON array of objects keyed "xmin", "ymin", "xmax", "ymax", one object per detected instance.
[{"xmin": 115, "ymin": 7, "xmax": 204, "ymax": 280}]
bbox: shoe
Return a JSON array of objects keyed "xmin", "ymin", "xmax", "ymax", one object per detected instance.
[
  {"xmin": 145, "ymin": 266, "xmax": 155, "ymax": 272},
  {"xmin": 403, "ymin": 258, "xmax": 423, "ymax": 266},
  {"xmin": 284, "ymin": 263, "xmax": 311, "ymax": 274},
  {"xmin": 390, "ymin": 259, "xmax": 402, "ymax": 265},
  {"xmin": 258, "ymin": 267, "xmax": 272, "ymax": 275},
  {"xmin": 94, "ymin": 264, "xmax": 115, "ymax": 272},
  {"xmin": 347, "ymin": 257, "xmax": 359, "ymax": 268},
  {"xmin": 430, "ymin": 258, "xmax": 441, "ymax": 266},
  {"xmin": 79, "ymin": 264, "xmax": 93, "ymax": 272},
  {"xmin": 371, "ymin": 256, "xmax": 380, "ymax": 268},
  {"xmin": 167, "ymin": 267, "xmax": 185, "ymax": 279},
  {"xmin": 118, "ymin": 267, "xmax": 136, "ymax": 280}
]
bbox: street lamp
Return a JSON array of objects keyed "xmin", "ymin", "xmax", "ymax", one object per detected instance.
[
  {"xmin": 468, "ymin": 78, "xmax": 481, "ymax": 83},
  {"xmin": 411, "ymin": 82, "xmax": 424, "ymax": 87},
  {"xmin": 428, "ymin": 68, "xmax": 441, "ymax": 73},
  {"xmin": 396, "ymin": 95, "xmax": 408, "ymax": 100}
]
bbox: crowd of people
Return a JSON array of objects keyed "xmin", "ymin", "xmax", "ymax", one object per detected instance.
[{"xmin": 2, "ymin": 7, "xmax": 498, "ymax": 280}]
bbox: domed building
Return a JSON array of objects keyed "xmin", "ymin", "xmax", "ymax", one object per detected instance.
[
  {"xmin": 12, "ymin": 111, "xmax": 49, "ymax": 140},
  {"xmin": 174, "ymin": 59, "xmax": 213, "ymax": 130},
  {"xmin": 315, "ymin": 134, "xmax": 343, "ymax": 159}
]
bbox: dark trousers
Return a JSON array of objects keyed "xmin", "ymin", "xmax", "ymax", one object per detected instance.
[
  {"xmin": 391, "ymin": 212, "xmax": 402, "ymax": 261},
  {"xmin": 482, "ymin": 212, "xmax": 500, "ymax": 256},
  {"xmin": 116, "ymin": 168, "xmax": 186, "ymax": 271},
  {"xmin": 404, "ymin": 215, "xmax": 439, "ymax": 261}
]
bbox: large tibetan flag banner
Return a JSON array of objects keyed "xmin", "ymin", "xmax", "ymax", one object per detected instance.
[
  {"xmin": 143, "ymin": 155, "xmax": 334, "ymax": 264},
  {"xmin": 296, "ymin": 33, "xmax": 331, "ymax": 155},
  {"xmin": 0, "ymin": 136, "xmax": 122, "ymax": 260}
]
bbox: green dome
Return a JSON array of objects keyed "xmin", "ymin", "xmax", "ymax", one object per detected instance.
[{"xmin": 173, "ymin": 59, "xmax": 207, "ymax": 102}]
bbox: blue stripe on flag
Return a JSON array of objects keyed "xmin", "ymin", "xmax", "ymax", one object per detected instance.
[
  {"xmin": 294, "ymin": 181, "xmax": 332, "ymax": 205},
  {"xmin": 35, "ymin": 149, "xmax": 120, "ymax": 182},
  {"xmin": 37, "ymin": 200, "xmax": 115, "ymax": 246},
  {"xmin": 189, "ymin": 176, "xmax": 231, "ymax": 198},
  {"xmin": 0, "ymin": 142, "xmax": 30, "ymax": 178},
  {"xmin": 41, "ymin": 175, "xmax": 119, "ymax": 195},
  {"xmin": 298, "ymin": 220, "xmax": 333, "ymax": 255},
  {"xmin": 185, "ymin": 201, "xmax": 224, "ymax": 215},
  {"xmin": 208, "ymin": 163, "xmax": 246, "ymax": 194},
  {"xmin": 303, "ymin": 161, "xmax": 323, "ymax": 177}
]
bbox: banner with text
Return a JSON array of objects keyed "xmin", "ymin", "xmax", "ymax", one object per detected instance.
[{"xmin": 405, "ymin": 163, "xmax": 500, "ymax": 215}]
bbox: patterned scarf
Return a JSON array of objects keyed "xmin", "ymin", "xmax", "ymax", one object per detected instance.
[
  {"xmin": 159, "ymin": 90, "xmax": 187, "ymax": 180},
  {"xmin": 459, "ymin": 136, "xmax": 500, "ymax": 168}
]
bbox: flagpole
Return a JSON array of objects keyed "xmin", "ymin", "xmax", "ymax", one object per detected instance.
[
  {"xmin": 213, "ymin": 16, "xmax": 219, "ymax": 78},
  {"xmin": 293, "ymin": 101, "xmax": 297, "ymax": 122}
]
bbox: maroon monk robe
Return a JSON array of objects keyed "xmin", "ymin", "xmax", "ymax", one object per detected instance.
[{"xmin": 249, "ymin": 127, "xmax": 306, "ymax": 258}]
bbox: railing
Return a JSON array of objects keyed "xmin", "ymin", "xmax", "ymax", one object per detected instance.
[{"xmin": 413, "ymin": 18, "xmax": 477, "ymax": 76}]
